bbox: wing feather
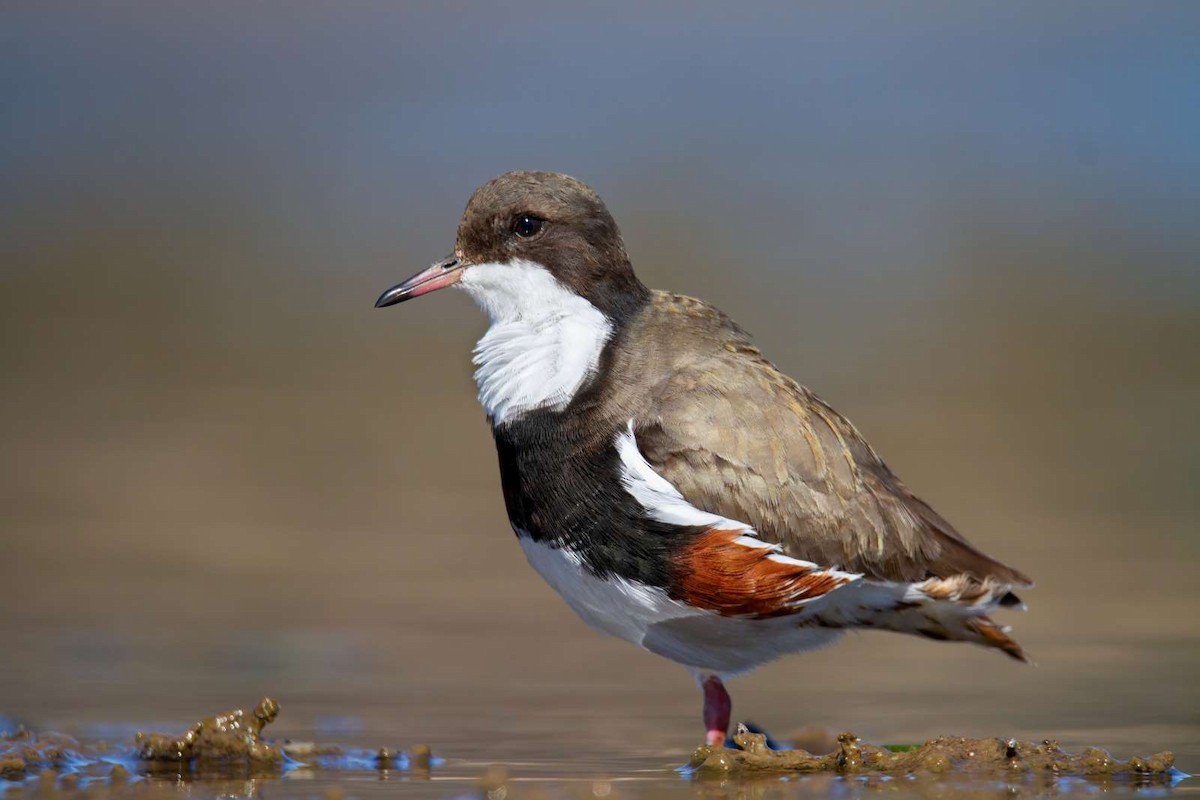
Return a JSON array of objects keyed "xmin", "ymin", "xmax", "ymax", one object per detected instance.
[{"xmin": 634, "ymin": 298, "xmax": 1030, "ymax": 588}]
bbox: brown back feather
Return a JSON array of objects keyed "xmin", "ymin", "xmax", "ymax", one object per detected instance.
[{"xmin": 629, "ymin": 292, "xmax": 1031, "ymax": 588}]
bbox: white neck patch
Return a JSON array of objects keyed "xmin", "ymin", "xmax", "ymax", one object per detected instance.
[{"xmin": 460, "ymin": 258, "xmax": 612, "ymax": 425}]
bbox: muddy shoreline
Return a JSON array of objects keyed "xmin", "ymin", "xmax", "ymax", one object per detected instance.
[
  {"xmin": 0, "ymin": 697, "xmax": 432, "ymax": 785},
  {"xmin": 692, "ymin": 726, "xmax": 1182, "ymax": 783},
  {"xmin": 1, "ymin": 697, "xmax": 1187, "ymax": 793}
]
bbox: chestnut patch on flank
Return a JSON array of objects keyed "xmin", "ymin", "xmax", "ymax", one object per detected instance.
[{"xmin": 671, "ymin": 529, "xmax": 852, "ymax": 618}]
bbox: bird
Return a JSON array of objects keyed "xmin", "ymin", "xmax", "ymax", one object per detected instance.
[{"xmin": 375, "ymin": 171, "xmax": 1031, "ymax": 746}]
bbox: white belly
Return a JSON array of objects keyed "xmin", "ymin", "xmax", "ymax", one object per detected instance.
[{"xmin": 517, "ymin": 535, "xmax": 843, "ymax": 677}]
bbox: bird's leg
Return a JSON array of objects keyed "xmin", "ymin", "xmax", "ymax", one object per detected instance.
[{"xmin": 702, "ymin": 675, "xmax": 731, "ymax": 746}]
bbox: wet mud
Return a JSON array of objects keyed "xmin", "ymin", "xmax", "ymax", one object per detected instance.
[
  {"xmin": 1, "ymin": 698, "xmax": 1189, "ymax": 795},
  {"xmin": 0, "ymin": 698, "xmax": 429, "ymax": 784},
  {"xmin": 134, "ymin": 697, "xmax": 284, "ymax": 767},
  {"xmin": 691, "ymin": 726, "xmax": 1184, "ymax": 784}
]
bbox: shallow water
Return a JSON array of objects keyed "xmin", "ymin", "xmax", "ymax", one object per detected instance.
[
  {"xmin": 0, "ymin": 734, "xmax": 1194, "ymax": 800},
  {"xmin": 2, "ymin": 620, "xmax": 1196, "ymax": 799},
  {"xmin": 5, "ymin": 433, "xmax": 1198, "ymax": 800},
  {"xmin": 2, "ymin": 708, "xmax": 1194, "ymax": 800}
]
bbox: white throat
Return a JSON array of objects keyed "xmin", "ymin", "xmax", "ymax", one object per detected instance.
[{"xmin": 460, "ymin": 258, "xmax": 613, "ymax": 425}]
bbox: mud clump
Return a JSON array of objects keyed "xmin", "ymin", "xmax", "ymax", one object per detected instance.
[
  {"xmin": 1, "ymin": 697, "xmax": 432, "ymax": 783},
  {"xmin": 0, "ymin": 729, "xmax": 89, "ymax": 779},
  {"xmin": 0, "ymin": 728, "xmax": 127, "ymax": 784},
  {"xmin": 692, "ymin": 727, "xmax": 1179, "ymax": 782},
  {"xmin": 136, "ymin": 697, "xmax": 282, "ymax": 767}
]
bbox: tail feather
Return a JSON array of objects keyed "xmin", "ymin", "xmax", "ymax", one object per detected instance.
[
  {"xmin": 963, "ymin": 616, "xmax": 1027, "ymax": 662},
  {"xmin": 801, "ymin": 574, "xmax": 1029, "ymax": 661}
]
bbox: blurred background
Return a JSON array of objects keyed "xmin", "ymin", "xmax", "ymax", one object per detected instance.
[{"xmin": 1, "ymin": 0, "xmax": 1198, "ymax": 775}]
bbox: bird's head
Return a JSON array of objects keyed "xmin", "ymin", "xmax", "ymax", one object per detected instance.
[{"xmin": 375, "ymin": 171, "xmax": 649, "ymax": 323}]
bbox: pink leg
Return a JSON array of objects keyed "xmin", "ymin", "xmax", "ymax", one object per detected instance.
[{"xmin": 702, "ymin": 675, "xmax": 731, "ymax": 746}]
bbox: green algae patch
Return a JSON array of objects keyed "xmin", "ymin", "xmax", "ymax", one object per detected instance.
[{"xmin": 691, "ymin": 728, "xmax": 1179, "ymax": 781}]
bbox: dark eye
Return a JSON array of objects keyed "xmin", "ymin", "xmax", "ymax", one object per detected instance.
[{"xmin": 513, "ymin": 215, "xmax": 544, "ymax": 238}]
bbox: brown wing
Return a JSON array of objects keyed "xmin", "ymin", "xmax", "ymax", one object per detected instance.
[{"xmin": 635, "ymin": 319, "xmax": 1031, "ymax": 587}]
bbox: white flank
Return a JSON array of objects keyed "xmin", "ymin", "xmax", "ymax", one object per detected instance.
[
  {"xmin": 460, "ymin": 259, "xmax": 612, "ymax": 425},
  {"xmin": 518, "ymin": 534, "xmax": 691, "ymax": 645},
  {"xmin": 517, "ymin": 535, "xmax": 844, "ymax": 676}
]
